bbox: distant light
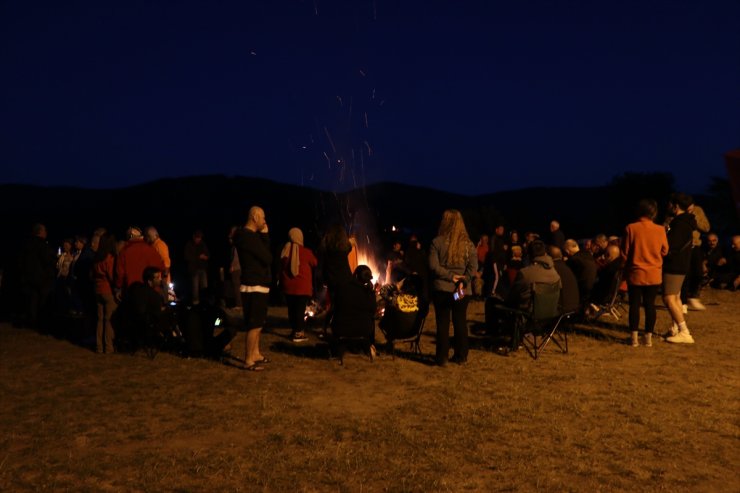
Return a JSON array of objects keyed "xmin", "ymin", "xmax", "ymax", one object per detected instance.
[
  {"xmin": 391, "ymin": 225, "xmax": 397, "ymax": 232},
  {"xmin": 214, "ymin": 317, "xmax": 222, "ymax": 327}
]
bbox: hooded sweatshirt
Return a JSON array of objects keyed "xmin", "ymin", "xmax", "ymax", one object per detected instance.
[{"xmin": 507, "ymin": 254, "xmax": 561, "ymax": 310}]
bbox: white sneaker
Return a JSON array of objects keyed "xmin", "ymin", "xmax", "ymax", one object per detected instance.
[
  {"xmin": 666, "ymin": 330, "xmax": 695, "ymax": 344},
  {"xmin": 662, "ymin": 324, "xmax": 678, "ymax": 339},
  {"xmin": 682, "ymin": 304, "xmax": 688, "ymax": 314},
  {"xmin": 687, "ymin": 298, "xmax": 706, "ymax": 311}
]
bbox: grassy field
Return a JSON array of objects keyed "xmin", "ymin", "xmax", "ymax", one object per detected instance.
[{"xmin": 1, "ymin": 288, "xmax": 738, "ymax": 492}]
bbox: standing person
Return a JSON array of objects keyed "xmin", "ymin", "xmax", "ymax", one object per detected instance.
[
  {"xmin": 279, "ymin": 227, "xmax": 318, "ymax": 343},
  {"xmin": 146, "ymin": 227, "xmax": 171, "ymax": 291},
  {"xmin": 404, "ymin": 234, "xmax": 429, "ymax": 302},
  {"xmin": 115, "ymin": 227, "xmax": 165, "ymax": 296},
  {"xmin": 221, "ymin": 226, "xmax": 242, "ymax": 309},
  {"xmin": 663, "ymin": 193, "xmax": 698, "ymax": 344},
  {"xmin": 234, "ymin": 206, "xmax": 272, "ymax": 371},
  {"xmin": 474, "ymin": 235, "xmax": 489, "ymax": 298},
  {"xmin": 429, "ymin": 209, "xmax": 477, "ymax": 366},
  {"xmin": 92, "ymin": 233, "xmax": 118, "ymax": 354},
  {"xmin": 184, "ymin": 230, "xmax": 209, "ymax": 305},
  {"xmin": 319, "ymin": 223, "xmax": 353, "ymax": 332},
  {"xmin": 683, "ymin": 203, "xmax": 710, "ymax": 311},
  {"xmin": 19, "ymin": 223, "xmax": 56, "ymax": 329},
  {"xmin": 548, "ymin": 220, "xmax": 566, "ymax": 251},
  {"xmin": 622, "ymin": 199, "xmax": 669, "ymax": 347}
]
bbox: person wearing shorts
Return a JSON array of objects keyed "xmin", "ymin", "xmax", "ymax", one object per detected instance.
[
  {"xmin": 662, "ymin": 193, "xmax": 697, "ymax": 344},
  {"xmin": 234, "ymin": 206, "xmax": 272, "ymax": 370}
]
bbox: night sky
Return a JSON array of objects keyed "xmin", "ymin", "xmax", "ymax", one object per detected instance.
[{"xmin": 2, "ymin": 0, "xmax": 739, "ymax": 195}]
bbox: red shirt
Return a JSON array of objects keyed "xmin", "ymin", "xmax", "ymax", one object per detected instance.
[
  {"xmin": 279, "ymin": 245, "xmax": 318, "ymax": 296},
  {"xmin": 115, "ymin": 239, "xmax": 165, "ymax": 289},
  {"xmin": 93, "ymin": 254, "xmax": 115, "ymax": 295}
]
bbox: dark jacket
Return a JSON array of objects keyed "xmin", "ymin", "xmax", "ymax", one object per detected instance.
[
  {"xmin": 663, "ymin": 213, "xmax": 697, "ymax": 275},
  {"xmin": 234, "ymin": 228, "xmax": 272, "ymax": 287},
  {"xmin": 567, "ymin": 250, "xmax": 598, "ymax": 303},
  {"xmin": 552, "ymin": 259, "xmax": 580, "ymax": 313},
  {"xmin": 331, "ymin": 279, "xmax": 376, "ymax": 338},
  {"xmin": 590, "ymin": 258, "xmax": 623, "ymax": 305},
  {"xmin": 184, "ymin": 240, "xmax": 210, "ymax": 274},
  {"xmin": 19, "ymin": 236, "xmax": 56, "ymax": 289},
  {"xmin": 320, "ymin": 245, "xmax": 353, "ymax": 289}
]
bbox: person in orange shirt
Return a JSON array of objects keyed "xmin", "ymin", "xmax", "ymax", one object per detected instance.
[
  {"xmin": 146, "ymin": 226, "xmax": 171, "ymax": 294},
  {"xmin": 115, "ymin": 227, "xmax": 165, "ymax": 296},
  {"xmin": 622, "ymin": 199, "xmax": 669, "ymax": 347}
]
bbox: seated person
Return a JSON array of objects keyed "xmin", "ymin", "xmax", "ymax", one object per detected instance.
[
  {"xmin": 115, "ymin": 266, "xmax": 172, "ymax": 350},
  {"xmin": 590, "ymin": 244, "xmax": 624, "ymax": 306},
  {"xmin": 330, "ymin": 265, "xmax": 378, "ymax": 357},
  {"xmin": 486, "ymin": 240, "xmax": 561, "ymax": 349},
  {"xmin": 548, "ymin": 246, "xmax": 579, "ymax": 314},
  {"xmin": 564, "ymin": 239, "xmax": 597, "ymax": 307},
  {"xmin": 591, "ymin": 234, "xmax": 610, "ymax": 269},
  {"xmin": 704, "ymin": 233, "xmax": 727, "ymax": 283},
  {"xmin": 507, "ymin": 240, "xmax": 561, "ymax": 310},
  {"xmin": 379, "ymin": 273, "xmax": 427, "ymax": 344},
  {"xmin": 506, "ymin": 245, "xmax": 524, "ymax": 287},
  {"xmin": 711, "ymin": 235, "xmax": 740, "ymax": 290}
]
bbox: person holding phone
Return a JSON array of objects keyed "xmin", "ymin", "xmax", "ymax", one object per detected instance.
[{"xmin": 429, "ymin": 209, "xmax": 477, "ymax": 366}]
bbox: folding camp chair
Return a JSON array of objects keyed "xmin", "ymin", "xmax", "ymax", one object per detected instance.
[
  {"xmin": 495, "ymin": 281, "xmax": 569, "ymax": 360},
  {"xmin": 589, "ymin": 269, "xmax": 627, "ymax": 321},
  {"xmin": 380, "ymin": 302, "xmax": 429, "ymax": 360}
]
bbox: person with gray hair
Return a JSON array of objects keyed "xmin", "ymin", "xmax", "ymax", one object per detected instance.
[
  {"xmin": 146, "ymin": 226, "xmax": 171, "ymax": 298},
  {"xmin": 548, "ymin": 220, "xmax": 566, "ymax": 251},
  {"xmin": 563, "ymin": 238, "xmax": 597, "ymax": 309}
]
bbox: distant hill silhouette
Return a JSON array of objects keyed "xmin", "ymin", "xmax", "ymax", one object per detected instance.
[{"xmin": 0, "ymin": 175, "xmax": 615, "ymax": 265}]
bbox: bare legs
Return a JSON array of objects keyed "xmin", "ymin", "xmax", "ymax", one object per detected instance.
[
  {"xmin": 244, "ymin": 327, "xmax": 263, "ymax": 365},
  {"xmin": 663, "ymin": 293, "xmax": 685, "ymax": 326}
]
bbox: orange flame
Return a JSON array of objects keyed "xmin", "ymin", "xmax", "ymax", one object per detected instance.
[{"xmin": 350, "ymin": 238, "xmax": 383, "ymax": 284}]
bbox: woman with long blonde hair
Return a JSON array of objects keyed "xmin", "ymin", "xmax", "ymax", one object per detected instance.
[{"xmin": 429, "ymin": 209, "xmax": 477, "ymax": 365}]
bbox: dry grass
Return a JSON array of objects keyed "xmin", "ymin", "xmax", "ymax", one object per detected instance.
[{"xmin": 1, "ymin": 289, "xmax": 738, "ymax": 492}]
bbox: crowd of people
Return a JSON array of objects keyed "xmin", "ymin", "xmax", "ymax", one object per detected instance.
[{"xmin": 6, "ymin": 194, "xmax": 740, "ymax": 370}]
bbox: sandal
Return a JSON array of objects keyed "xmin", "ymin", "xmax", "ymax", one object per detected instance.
[
  {"xmin": 253, "ymin": 357, "xmax": 271, "ymax": 364},
  {"xmin": 242, "ymin": 363, "xmax": 265, "ymax": 372}
]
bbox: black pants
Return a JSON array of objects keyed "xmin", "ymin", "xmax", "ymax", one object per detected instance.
[
  {"xmin": 433, "ymin": 290, "xmax": 470, "ymax": 365},
  {"xmin": 285, "ymin": 294, "xmax": 309, "ymax": 335},
  {"xmin": 628, "ymin": 284, "xmax": 659, "ymax": 333}
]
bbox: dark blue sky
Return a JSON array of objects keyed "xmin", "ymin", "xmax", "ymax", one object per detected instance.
[{"xmin": 2, "ymin": 0, "xmax": 739, "ymax": 195}]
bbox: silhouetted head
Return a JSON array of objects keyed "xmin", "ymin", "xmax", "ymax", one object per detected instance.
[
  {"xmin": 353, "ymin": 265, "xmax": 373, "ymax": 288},
  {"xmin": 636, "ymin": 199, "xmax": 658, "ymax": 220},
  {"xmin": 528, "ymin": 239, "xmax": 547, "ymax": 259}
]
